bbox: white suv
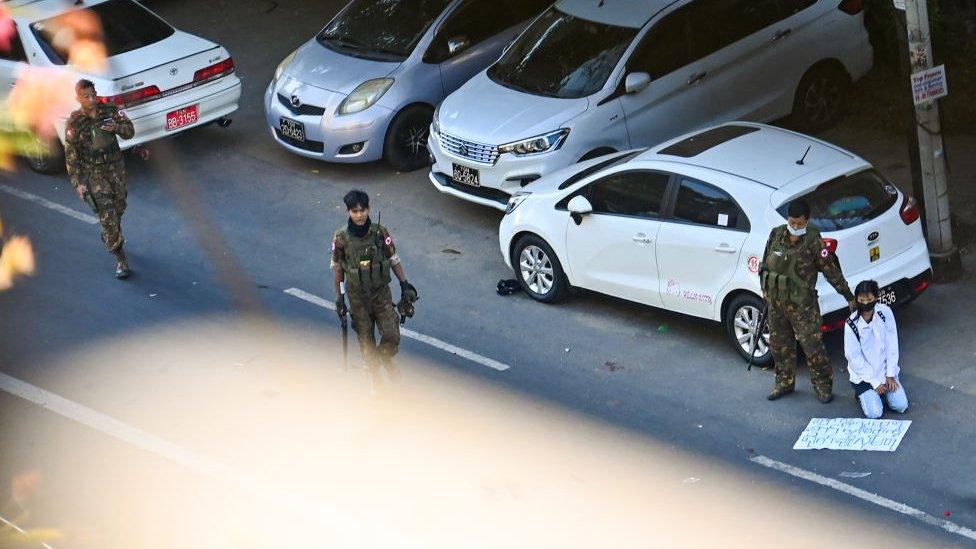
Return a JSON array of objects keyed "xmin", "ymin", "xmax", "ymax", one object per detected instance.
[
  {"xmin": 498, "ymin": 123, "xmax": 932, "ymax": 365},
  {"xmin": 430, "ymin": 0, "xmax": 872, "ymax": 210}
]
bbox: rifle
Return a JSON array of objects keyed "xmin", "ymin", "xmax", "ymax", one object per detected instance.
[
  {"xmin": 747, "ymin": 300, "xmax": 769, "ymax": 372},
  {"xmin": 339, "ymin": 281, "xmax": 348, "ymax": 371}
]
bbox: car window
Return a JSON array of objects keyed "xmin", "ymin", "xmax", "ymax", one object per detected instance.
[
  {"xmin": 426, "ymin": 0, "xmax": 550, "ymax": 63},
  {"xmin": 318, "ymin": 0, "xmax": 452, "ymax": 61},
  {"xmin": 0, "ymin": 27, "xmax": 27, "ymax": 63},
  {"xmin": 487, "ymin": 7, "xmax": 638, "ymax": 99},
  {"xmin": 627, "ymin": 8, "xmax": 693, "ymax": 79},
  {"xmin": 683, "ymin": 0, "xmax": 784, "ymax": 63},
  {"xmin": 776, "ymin": 169, "xmax": 899, "ymax": 231},
  {"xmin": 31, "ymin": 0, "xmax": 175, "ymax": 65},
  {"xmin": 586, "ymin": 171, "xmax": 670, "ymax": 218},
  {"xmin": 673, "ymin": 178, "xmax": 749, "ymax": 230}
]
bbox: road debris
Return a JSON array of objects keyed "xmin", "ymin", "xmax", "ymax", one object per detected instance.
[{"xmin": 838, "ymin": 471, "xmax": 872, "ymax": 479}]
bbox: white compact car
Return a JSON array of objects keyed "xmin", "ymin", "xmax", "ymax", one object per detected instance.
[
  {"xmin": 498, "ymin": 123, "xmax": 932, "ymax": 365},
  {"xmin": 431, "ymin": 0, "xmax": 873, "ymax": 210},
  {"xmin": 0, "ymin": 0, "xmax": 242, "ymax": 173}
]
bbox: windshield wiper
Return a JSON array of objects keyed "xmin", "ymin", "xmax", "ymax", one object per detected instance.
[{"xmin": 320, "ymin": 34, "xmax": 367, "ymax": 51}]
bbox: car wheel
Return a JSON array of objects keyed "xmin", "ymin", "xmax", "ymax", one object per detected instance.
[
  {"xmin": 25, "ymin": 134, "xmax": 65, "ymax": 175},
  {"xmin": 791, "ymin": 63, "xmax": 850, "ymax": 133},
  {"xmin": 725, "ymin": 293, "xmax": 772, "ymax": 367},
  {"xmin": 384, "ymin": 105, "xmax": 433, "ymax": 172},
  {"xmin": 512, "ymin": 234, "xmax": 568, "ymax": 303}
]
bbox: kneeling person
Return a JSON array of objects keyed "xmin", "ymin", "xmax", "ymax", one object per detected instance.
[{"xmin": 844, "ymin": 280, "xmax": 908, "ymax": 419}]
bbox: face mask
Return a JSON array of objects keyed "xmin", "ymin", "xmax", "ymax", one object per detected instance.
[
  {"xmin": 787, "ymin": 224, "xmax": 807, "ymax": 237},
  {"xmin": 857, "ymin": 300, "xmax": 877, "ymax": 313}
]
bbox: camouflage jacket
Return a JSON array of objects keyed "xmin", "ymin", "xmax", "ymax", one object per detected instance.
[
  {"xmin": 761, "ymin": 225, "xmax": 854, "ymax": 306},
  {"xmin": 64, "ymin": 103, "xmax": 134, "ymax": 189}
]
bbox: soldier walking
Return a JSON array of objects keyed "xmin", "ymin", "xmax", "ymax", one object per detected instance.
[
  {"xmin": 331, "ymin": 190, "xmax": 417, "ymax": 386},
  {"xmin": 65, "ymin": 79, "xmax": 135, "ymax": 278},
  {"xmin": 760, "ymin": 200, "xmax": 856, "ymax": 403}
]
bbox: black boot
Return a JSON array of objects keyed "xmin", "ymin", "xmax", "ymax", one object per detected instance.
[{"xmin": 114, "ymin": 249, "xmax": 131, "ymax": 279}]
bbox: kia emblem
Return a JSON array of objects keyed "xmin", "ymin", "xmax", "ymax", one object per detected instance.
[
  {"xmin": 170, "ymin": 67, "xmax": 178, "ymax": 76},
  {"xmin": 868, "ymin": 231, "xmax": 880, "ymax": 242},
  {"xmin": 459, "ymin": 144, "xmax": 469, "ymax": 156},
  {"xmin": 290, "ymin": 95, "xmax": 302, "ymax": 108}
]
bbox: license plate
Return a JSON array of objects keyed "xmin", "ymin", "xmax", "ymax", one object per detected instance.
[
  {"xmin": 869, "ymin": 245, "xmax": 880, "ymax": 262},
  {"xmin": 165, "ymin": 105, "xmax": 199, "ymax": 131},
  {"xmin": 452, "ymin": 163, "xmax": 480, "ymax": 187},
  {"xmin": 279, "ymin": 117, "xmax": 306, "ymax": 142},
  {"xmin": 877, "ymin": 285, "xmax": 898, "ymax": 306}
]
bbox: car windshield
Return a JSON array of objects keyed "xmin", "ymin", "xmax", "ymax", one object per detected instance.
[
  {"xmin": 777, "ymin": 169, "xmax": 900, "ymax": 231},
  {"xmin": 317, "ymin": 0, "xmax": 451, "ymax": 61},
  {"xmin": 487, "ymin": 7, "xmax": 637, "ymax": 99},
  {"xmin": 30, "ymin": 0, "xmax": 175, "ymax": 65}
]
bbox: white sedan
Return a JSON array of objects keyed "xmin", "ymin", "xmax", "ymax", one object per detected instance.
[
  {"xmin": 499, "ymin": 123, "xmax": 933, "ymax": 365},
  {"xmin": 0, "ymin": 0, "xmax": 242, "ymax": 173}
]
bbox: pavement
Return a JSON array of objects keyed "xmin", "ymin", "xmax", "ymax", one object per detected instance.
[{"xmin": 0, "ymin": 0, "xmax": 975, "ymax": 546}]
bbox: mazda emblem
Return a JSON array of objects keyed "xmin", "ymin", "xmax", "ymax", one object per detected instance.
[
  {"xmin": 459, "ymin": 144, "xmax": 469, "ymax": 156},
  {"xmin": 290, "ymin": 95, "xmax": 302, "ymax": 108},
  {"xmin": 868, "ymin": 231, "xmax": 880, "ymax": 242},
  {"xmin": 170, "ymin": 67, "xmax": 178, "ymax": 76}
]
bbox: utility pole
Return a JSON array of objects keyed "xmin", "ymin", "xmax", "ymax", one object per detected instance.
[{"xmin": 902, "ymin": 0, "xmax": 961, "ymax": 280}]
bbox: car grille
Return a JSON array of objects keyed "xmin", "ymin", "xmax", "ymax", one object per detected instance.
[
  {"xmin": 274, "ymin": 128, "xmax": 325, "ymax": 153},
  {"xmin": 441, "ymin": 176, "xmax": 509, "ymax": 204},
  {"xmin": 277, "ymin": 93, "xmax": 326, "ymax": 117},
  {"xmin": 438, "ymin": 132, "xmax": 499, "ymax": 165}
]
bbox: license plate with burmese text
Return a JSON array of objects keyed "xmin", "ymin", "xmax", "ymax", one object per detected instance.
[
  {"xmin": 452, "ymin": 163, "xmax": 480, "ymax": 187},
  {"xmin": 166, "ymin": 104, "xmax": 199, "ymax": 131}
]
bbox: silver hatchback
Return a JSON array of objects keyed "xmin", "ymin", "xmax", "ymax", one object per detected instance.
[{"xmin": 264, "ymin": 0, "xmax": 551, "ymax": 171}]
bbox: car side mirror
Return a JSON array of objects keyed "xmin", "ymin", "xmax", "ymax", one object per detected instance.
[
  {"xmin": 447, "ymin": 35, "xmax": 470, "ymax": 56},
  {"xmin": 568, "ymin": 195, "xmax": 593, "ymax": 225},
  {"xmin": 624, "ymin": 72, "xmax": 651, "ymax": 94}
]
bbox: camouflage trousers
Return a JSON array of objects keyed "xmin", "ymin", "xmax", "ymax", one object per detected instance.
[
  {"xmin": 768, "ymin": 300, "xmax": 833, "ymax": 396},
  {"xmin": 85, "ymin": 163, "xmax": 128, "ymax": 254},
  {"xmin": 347, "ymin": 285, "xmax": 401, "ymax": 373}
]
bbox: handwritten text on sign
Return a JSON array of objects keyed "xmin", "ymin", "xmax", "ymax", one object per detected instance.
[
  {"xmin": 793, "ymin": 418, "xmax": 911, "ymax": 451},
  {"xmin": 912, "ymin": 65, "xmax": 948, "ymax": 106}
]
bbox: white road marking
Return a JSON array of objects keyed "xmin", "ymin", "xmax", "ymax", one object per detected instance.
[
  {"xmin": 0, "ymin": 512, "xmax": 55, "ymax": 549},
  {"xmin": 751, "ymin": 454, "xmax": 976, "ymax": 542},
  {"xmin": 283, "ymin": 287, "xmax": 510, "ymax": 371},
  {"xmin": 0, "ymin": 184, "xmax": 98, "ymax": 225}
]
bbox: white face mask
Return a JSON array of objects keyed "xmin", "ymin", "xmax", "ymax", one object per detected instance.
[{"xmin": 787, "ymin": 224, "xmax": 807, "ymax": 237}]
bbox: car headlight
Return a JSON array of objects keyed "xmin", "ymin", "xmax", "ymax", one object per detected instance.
[
  {"xmin": 505, "ymin": 190, "xmax": 532, "ymax": 215},
  {"xmin": 431, "ymin": 103, "xmax": 441, "ymax": 136},
  {"xmin": 498, "ymin": 129, "xmax": 569, "ymax": 156},
  {"xmin": 273, "ymin": 49, "xmax": 298, "ymax": 84},
  {"xmin": 336, "ymin": 78, "xmax": 394, "ymax": 116}
]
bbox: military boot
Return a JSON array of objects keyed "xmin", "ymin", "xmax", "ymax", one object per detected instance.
[
  {"xmin": 114, "ymin": 249, "xmax": 131, "ymax": 279},
  {"xmin": 767, "ymin": 385, "xmax": 795, "ymax": 401},
  {"xmin": 814, "ymin": 384, "xmax": 834, "ymax": 404}
]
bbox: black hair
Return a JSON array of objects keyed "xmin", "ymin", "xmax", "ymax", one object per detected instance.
[
  {"xmin": 787, "ymin": 199, "xmax": 811, "ymax": 219},
  {"xmin": 343, "ymin": 189, "xmax": 369, "ymax": 210},
  {"xmin": 855, "ymin": 279, "xmax": 879, "ymax": 297},
  {"xmin": 76, "ymin": 79, "xmax": 96, "ymax": 94}
]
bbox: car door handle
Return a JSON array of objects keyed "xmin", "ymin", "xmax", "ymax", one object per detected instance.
[
  {"xmin": 771, "ymin": 28, "xmax": 792, "ymax": 43},
  {"xmin": 714, "ymin": 244, "xmax": 737, "ymax": 253},
  {"xmin": 686, "ymin": 72, "xmax": 707, "ymax": 86},
  {"xmin": 632, "ymin": 234, "xmax": 653, "ymax": 244}
]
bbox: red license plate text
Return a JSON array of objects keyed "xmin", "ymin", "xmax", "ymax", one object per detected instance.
[{"xmin": 166, "ymin": 105, "xmax": 199, "ymax": 131}]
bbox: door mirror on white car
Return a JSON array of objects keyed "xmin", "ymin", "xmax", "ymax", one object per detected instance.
[
  {"xmin": 447, "ymin": 36, "xmax": 470, "ymax": 55},
  {"xmin": 567, "ymin": 195, "xmax": 593, "ymax": 225},
  {"xmin": 624, "ymin": 72, "xmax": 651, "ymax": 94}
]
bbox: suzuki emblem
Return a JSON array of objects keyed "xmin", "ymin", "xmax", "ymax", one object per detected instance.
[
  {"xmin": 459, "ymin": 144, "xmax": 469, "ymax": 156},
  {"xmin": 290, "ymin": 95, "xmax": 302, "ymax": 108},
  {"xmin": 868, "ymin": 231, "xmax": 880, "ymax": 242},
  {"xmin": 170, "ymin": 67, "xmax": 178, "ymax": 76}
]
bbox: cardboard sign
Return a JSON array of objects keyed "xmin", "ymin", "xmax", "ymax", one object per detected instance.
[
  {"xmin": 912, "ymin": 65, "xmax": 948, "ymax": 105},
  {"xmin": 793, "ymin": 418, "xmax": 911, "ymax": 451}
]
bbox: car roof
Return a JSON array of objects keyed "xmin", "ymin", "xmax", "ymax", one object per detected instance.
[
  {"xmin": 555, "ymin": 0, "xmax": 676, "ymax": 29},
  {"xmin": 640, "ymin": 122, "xmax": 865, "ymax": 190},
  {"xmin": 5, "ymin": 0, "xmax": 112, "ymax": 21}
]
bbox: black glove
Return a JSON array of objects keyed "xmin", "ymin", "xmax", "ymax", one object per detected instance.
[
  {"xmin": 335, "ymin": 297, "xmax": 348, "ymax": 319},
  {"xmin": 400, "ymin": 279, "xmax": 418, "ymax": 302}
]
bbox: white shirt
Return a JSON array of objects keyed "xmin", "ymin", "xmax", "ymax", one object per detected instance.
[{"xmin": 844, "ymin": 303, "xmax": 900, "ymax": 388}]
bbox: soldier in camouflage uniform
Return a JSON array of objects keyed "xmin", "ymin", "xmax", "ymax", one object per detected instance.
[
  {"xmin": 760, "ymin": 200, "xmax": 856, "ymax": 403},
  {"xmin": 331, "ymin": 190, "xmax": 418, "ymax": 386},
  {"xmin": 65, "ymin": 79, "xmax": 135, "ymax": 278}
]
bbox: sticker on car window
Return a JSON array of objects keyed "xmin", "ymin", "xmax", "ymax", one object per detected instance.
[{"xmin": 717, "ymin": 213, "xmax": 729, "ymax": 227}]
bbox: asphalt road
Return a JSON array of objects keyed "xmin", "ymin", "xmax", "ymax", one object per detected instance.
[{"xmin": 1, "ymin": 0, "xmax": 974, "ymax": 546}]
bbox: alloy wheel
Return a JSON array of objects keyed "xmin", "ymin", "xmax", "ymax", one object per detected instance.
[
  {"xmin": 733, "ymin": 305, "xmax": 770, "ymax": 357},
  {"xmin": 519, "ymin": 245, "xmax": 555, "ymax": 296}
]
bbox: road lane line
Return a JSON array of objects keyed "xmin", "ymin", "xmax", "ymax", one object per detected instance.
[
  {"xmin": 751, "ymin": 454, "xmax": 976, "ymax": 542},
  {"xmin": 283, "ymin": 287, "xmax": 510, "ymax": 371},
  {"xmin": 0, "ymin": 512, "xmax": 55, "ymax": 549},
  {"xmin": 0, "ymin": 184, "xmax": 98, "ymax": 225}
]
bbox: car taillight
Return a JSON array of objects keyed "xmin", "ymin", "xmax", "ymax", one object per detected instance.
[
  {"xmin": 913, "ymin": 279, "xmax": 930, "ymax": 294},
  {"xmin": 194, "ymin": 58, "xmax": 235, "ymax": 82},
  {"xmin": 838, "ymin": 0, "xmax": 865, "ymax": 14},
  {"xmin": 900, "ymin": 195, "xmax": 921, "ymax": 225},
  {"xmin": 822, "ymin": 237, "xmax": 839, "ymax": 254},
  {"xmin": 98, "ymin": 85, "xmax": 161, "ymax": 107}
]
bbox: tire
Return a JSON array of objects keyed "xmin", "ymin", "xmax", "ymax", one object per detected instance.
[
  {"xmin": 25, "ymin": 134, "xmax": 65, "ymax": 175},
  {"xmin": 384, "ymin": 105, "xmax": 433, "ymax": 172},
  {"xmin": 512, "ymin": 234, "xmax": 568, "ymax": 303},
  {"xmin": 725, "ymin": 293, "xmax": 772, "ymax": 367},
  {"xmin": 578, "ymin": 147, "xmax": 616, "ymax": 163},
  {"xmin": 791, "ymin": 63, "xmax": 851, "ymax": 133}
]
